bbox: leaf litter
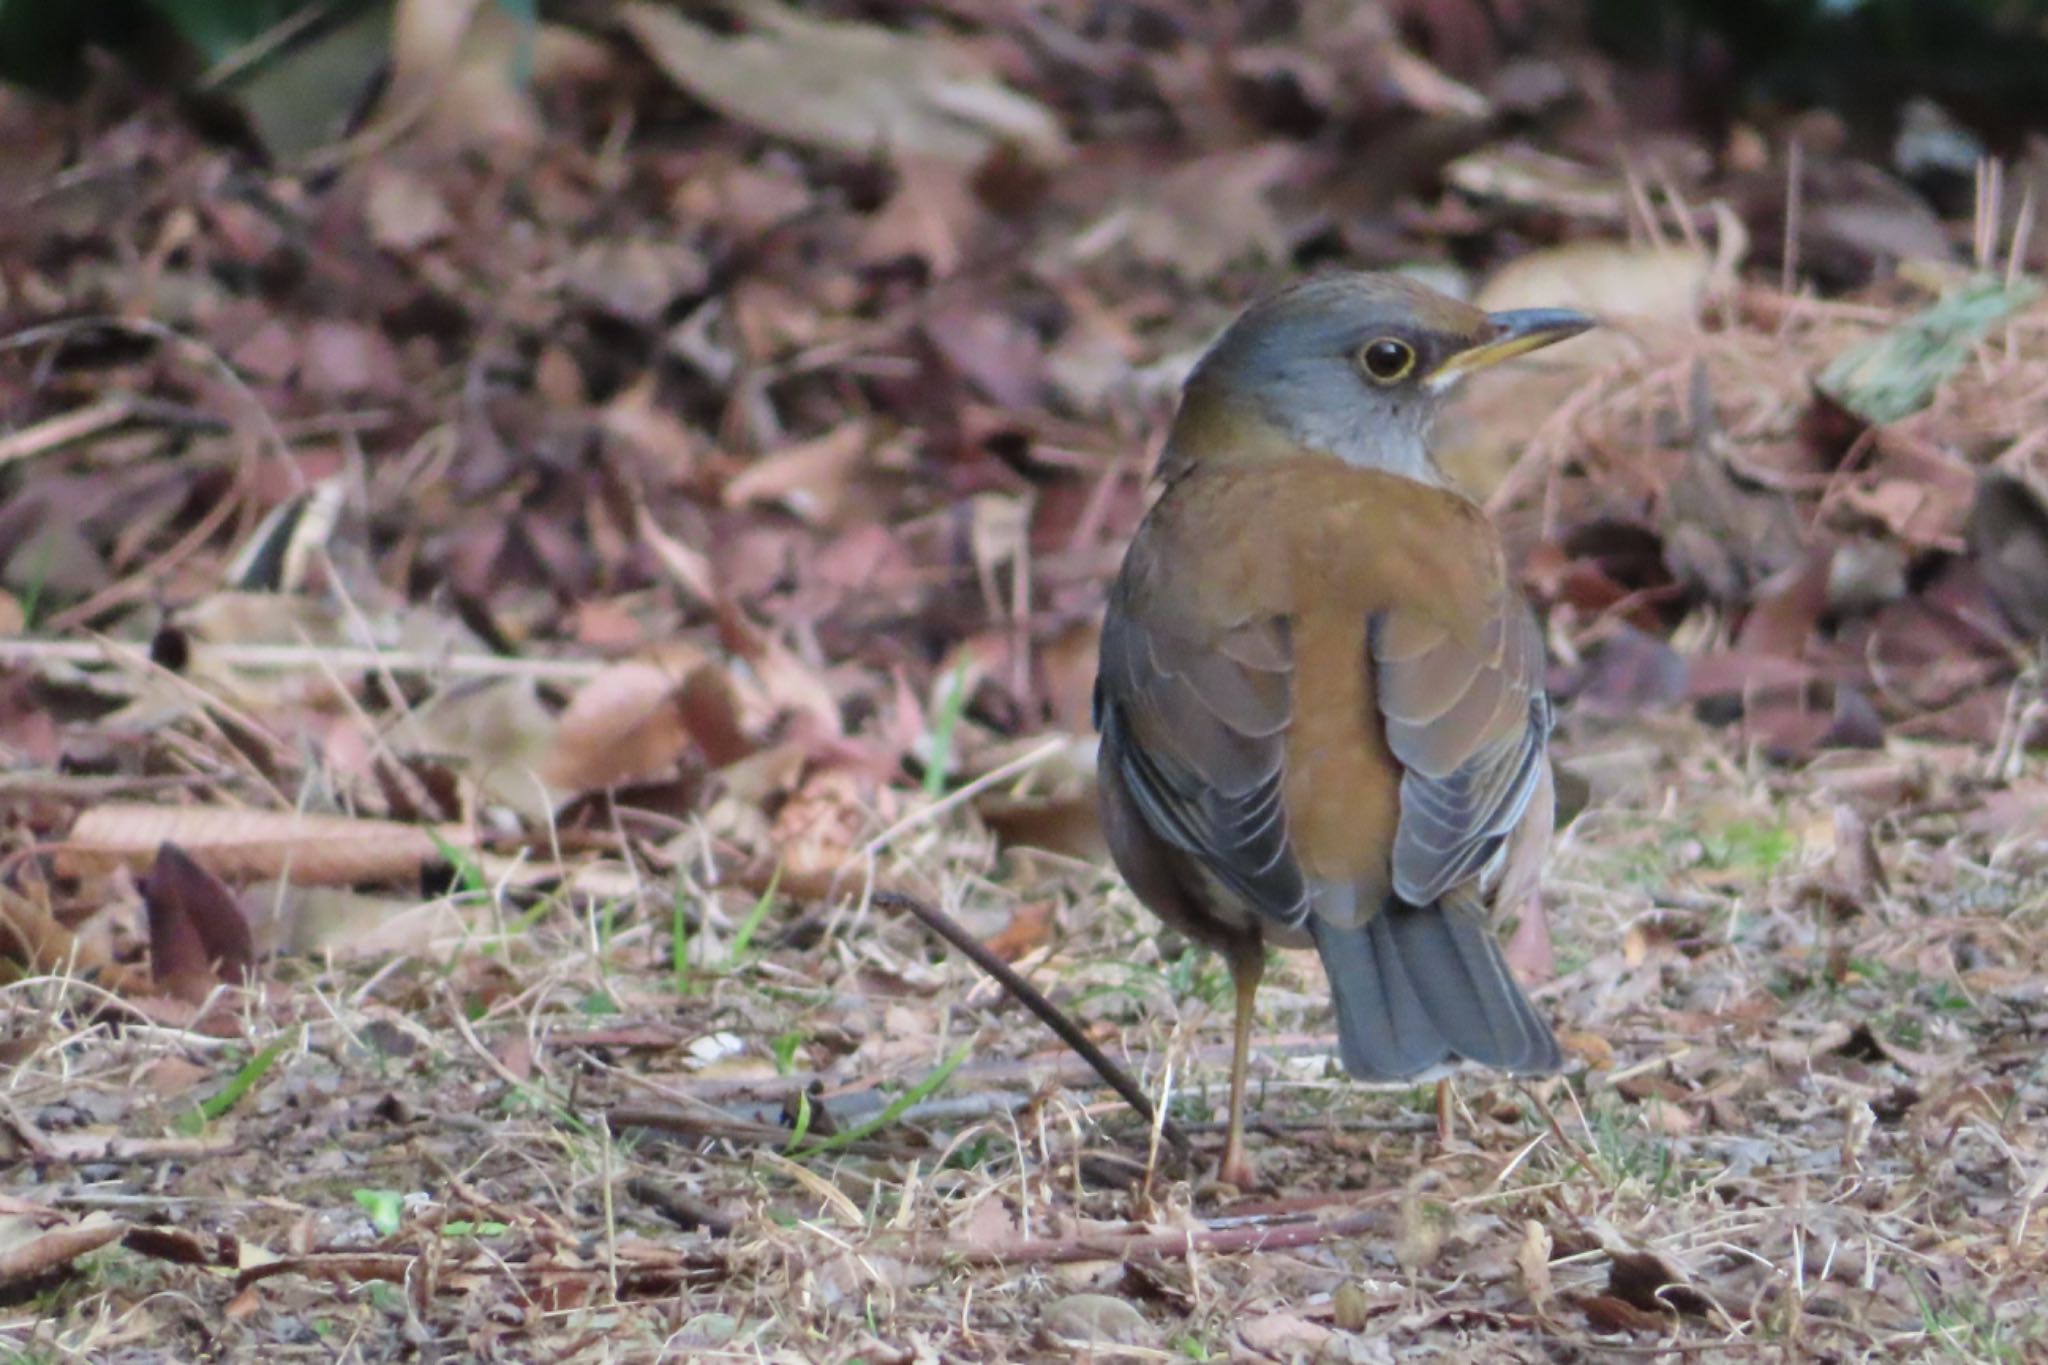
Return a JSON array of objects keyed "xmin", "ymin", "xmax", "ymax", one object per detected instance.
[{"xmin": 3, "ymin": 3, "xmax": 2048, "ymax": 1361}]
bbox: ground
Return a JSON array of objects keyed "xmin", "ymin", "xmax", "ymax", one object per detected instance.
[{"xmin": 4, "ymin": 3, "xmax": 2048, "ymax": 1362}]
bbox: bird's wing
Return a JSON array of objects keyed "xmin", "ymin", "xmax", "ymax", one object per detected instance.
[
  {"xmin": 1372, "ymin": 594, "xmax": 1551, "ymax": 907},
  {"xmin": 1096, "ymin": 460, "xmax": 1544, "ymax": 931},
  {"xmin": 1095, "ymin": 598, "xmax": 1309, "ymax": 927}
]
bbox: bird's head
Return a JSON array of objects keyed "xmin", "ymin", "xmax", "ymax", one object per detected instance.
[{"xmin": 1168, "ymin": 273, "xmax": 1593, "ymax": 484}]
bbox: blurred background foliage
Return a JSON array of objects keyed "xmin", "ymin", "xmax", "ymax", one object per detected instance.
[{"xmin": 9, "ymin": 0, "xmax": 2048, "ymax": 125}]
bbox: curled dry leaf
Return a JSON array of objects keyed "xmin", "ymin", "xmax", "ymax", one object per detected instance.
[
  {"xmin": 142, "ymin": 842, "xmax": 256, "ymax": 1004},
  {"xmin": 1606, "ymin": 1247, "xmax": 1715, "ymax": 1318},
  {"xmin": 538, "ymin": 647, "xmax": 751, "ymax": 795},
  {"xmin": 1444, "ymin": 144, "xmax": 1633, "ymax": 221},
  {"xmin": 0, "ymin": 1216, "xmax": 126, "ymax": 1287},
  {"xmin": 620, "ymin": 0, "xmax": 1068, "ymax": 168},
  {"xmin": 58, "ymin": 805, "xmax": 463, "ymax": 886}
]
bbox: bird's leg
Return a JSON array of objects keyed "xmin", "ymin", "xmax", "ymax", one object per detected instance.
[
  {"xmin": 1435, "ymin": 1077, "xmax": 1454, "ymax": 1147},
  {"xmin": 1218, "ymin": 949, "xmax": 1264, "ymax": 1189}
]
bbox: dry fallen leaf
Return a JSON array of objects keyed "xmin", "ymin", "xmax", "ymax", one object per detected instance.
[
  {"xmin": 0, "ymin": 884, "xmax": 155, "ymax": 997},
  {"xmin": 539, "ymin": 647, "xmax": 751, "ymax": 795},
  {"xmin": 0, "ymin": 1215, "xmax": 126, "ymax": 1287},
  {"xmin": 1516, "ymin": 1220, "xmax": 1556, "ymax": 1312},
  {"xmin": 722, "ymin": 423, "xmax": 872, "ymax": 527},
  {"xmin": 620, "ymin": 0, "xmax": 1067, "ymax": 168},
  {"xmin": 363, "ymin": 166, "xmax": 455, "ymax": 251},
  {"xmin": 1040, "ymin": 1293, "xmax": 1150, "ymax": 1348},
  {"xmin": 141, "ymin": 842, "xmax": 256, "ymax": 1005}
]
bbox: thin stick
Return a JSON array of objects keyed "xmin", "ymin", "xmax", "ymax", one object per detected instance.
[
  {"xmin": 0, "ymin": 637, "xmax": 606, "ymax": 681},
  {"xmin": 1779, "ymin": 138, "xmax": 1804, "ymax": 306},
  {"xmin": 872, "ymin": 890, "xmax": 1191, "ymax": 1155},
  {"xmin": 861, "ymin": 736, "xmax": 1066, "ymax": 858}
]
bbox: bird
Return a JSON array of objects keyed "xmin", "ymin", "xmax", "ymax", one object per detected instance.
[{"xmin": 1093, "ymin": 272, "xmax": 1591, "ymax": 1188}]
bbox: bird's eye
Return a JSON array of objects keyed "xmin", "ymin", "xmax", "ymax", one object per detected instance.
[{"xmin": 1358, "ymin": 338, "xmax": 1417, "ymax": 383}]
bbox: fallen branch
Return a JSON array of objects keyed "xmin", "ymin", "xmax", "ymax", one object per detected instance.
[{"xmin": 872, "ymin": 890, "xmax": 1191, "ymax": 1155}]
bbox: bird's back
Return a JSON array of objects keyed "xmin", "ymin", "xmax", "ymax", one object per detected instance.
[{"xmin": 1099, "ymin": 457, "xmax": 1561, "ymax": 1079}]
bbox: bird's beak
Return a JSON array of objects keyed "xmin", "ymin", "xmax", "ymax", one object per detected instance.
[{"xmin": 1429, "ymin": 308, "xmax": 1596, "ymax": 390}]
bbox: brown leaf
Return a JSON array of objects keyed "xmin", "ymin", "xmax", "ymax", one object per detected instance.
[
  {"xmin": 0, "ymin": 885, "xmax": 154, "ymax": 997},
  {"xmin": 142, "ymin": 842, "xmax": 256, "ymax": 1004},
  {"xmin": 0, "ymin": 1217, "xmax": 125, "ymax": 1286},
  {"xmin": 1736, "ymin": 552, "xmax": 1833, "ymax": 659},
  {"xmin": 722, "ymin": 423, "xmax": 871, "ymax": 527},
  {"xmin": 619, "ymin": 0, "xmax": 1068, "ymax": 167},
  {"xmin": 767, "ymin": 769, "xmax": 873, "ymax": 881},
  {"xmin": 539, "ymin": 648, "xmax": 751, "ymax": 794},
  {"xmin": 923, "ymin": 308, "xmax": 1045, "ymax": 410},
  {"xmin": 982, "ymin": 901, "xmax": 1053, "ymax": 962},
  {"xmin": 1236, "ymin": 1311, "xmax": 1332, "ymax": 1356},
  {"xmin": 1607, "ymin": 1248, "xmax": 1713, "ymax": 1318},
  {"xmin": 1088, "ymin": 143, "xmax": 1293, "ymax": 280},
  {"xmin": 1577, "ymin": 1292, "xmax": 1671, "ymax": 1334},
  {"xmin": 716, "ymin": 606, "xmax": 845, "ymax": 742},
  {"xmin": 858, "ymin": 158, "xmax": 984, "ymax": 275}
]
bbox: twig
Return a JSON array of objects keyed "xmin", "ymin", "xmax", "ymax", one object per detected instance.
[
  {"xmin": 624, "ymin": 1178, "xmax": 736, "ymax": 1237},
  {"xmin": 0, "ymin": 394, "xmax": 137, "ymax": 468},
  {"xmin": 872, "ymin": 890, "xmax": 1191, "ymax": 1156},
  {"xmin": 862, "ymin": 736, "xmax": 1066, "ymax": 857},
  {"xmin": 0, "ymin": 637, "xmax": 607, "ymax": 681},
  {"xmin": 604, "ymin": 1103, "xmax": 912, "ymax": 1161}
]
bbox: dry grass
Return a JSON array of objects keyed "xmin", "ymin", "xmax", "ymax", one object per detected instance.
[{"xmin": 8, "ymin": 704, "xmax": 2048, "ymax": 1363}]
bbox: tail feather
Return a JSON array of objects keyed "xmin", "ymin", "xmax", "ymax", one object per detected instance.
[{"xmin": 1311, "ymin": 899, "xmax": 1560, "ymax": 1081}]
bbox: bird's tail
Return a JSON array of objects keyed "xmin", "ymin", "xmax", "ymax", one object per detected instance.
[{"xmin": 1309, "ymin": 899, "xmax": 1561, "ymax": 1081}]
